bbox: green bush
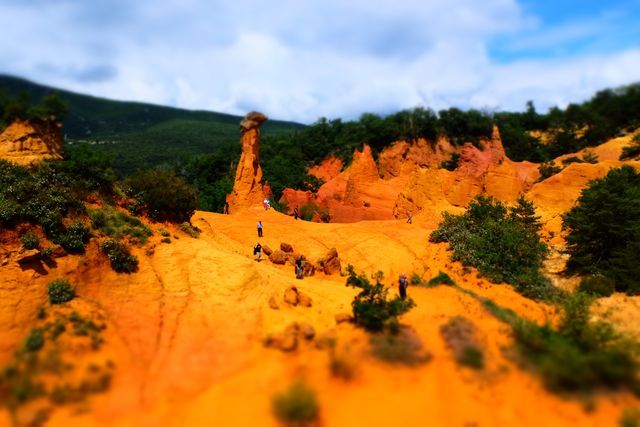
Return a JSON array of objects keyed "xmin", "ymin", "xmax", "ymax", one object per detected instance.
[
  {"xmin": 427, "ymin": 271, "xmax": 455, "ymax": 286},
  {"xmin": 561, "ymin": 156, "xmax": 584, "ymax": 165},
  {"xmin": 161, "ymin": 237, "xmax": 171, "ymax": 244},
  {"xmin": 563, "ymin": 166, "xmax": 640, "ymax": 295},
  {"xmin": 272, "ymin": 380, "xmax": 319, "ymax": 425},
  {"xmin": 440, "ymin": 152, "xmax": 460, "ymax": 171},
  {"xmin": 179, "ymin": 222, "xmax": 200, "ymax": 238},
  {"xmin": 101, "ymin": 239, "xmax": 138, "ymax": 273},
  {"xmin": 458, "ymin": 346, "xmax": 484, "ymax": 369},
  {"xmin": 23, "ymin": 329, "xmax": 44, "ymax": 352},
  {"xmin": 620, "ymin": 135, "xmax": 640, "ymax": 160},
  {"xmin": 369, "ymin": 328, "xmax": 430, "ymax": 365},
  {"xmin": 124, "ymin": 168, "xmax": 197, "ymax": 222},
  {"xmin": 48, "ymin": 279, "xmax": 75, "ymax": 304},
  {"xmin": 582, "ymin": 150, "xmax": 598, "ymax": 164},
  {"xmin": 345, "ymin": 265, "xmax": 415, "ymax": 332},
  {"xmin": 56, "ymin": 221, "xmax": 90, "ymax": 253},
  {"xmin": 410, "ymin": 273, "xmax": 422, "ymax": 285},
  {"xmin": 430, "ymin": 196, "xmax": 551, "ymax": 299},
  {"xmin": 578, "ymin": 274, "xmax": 616, "ymax": 297},
  {"xmin": 537, "ymin": 162, "xmax": 563, "ymax": 181},
  {"xmin": 20, "ymin": 233, "xmax": 40, "ymax": 250},
  {"xmin": 90, "ymin": 207, "xmax": 152, "ymax": 244},
  {"xmin": 512, "ymin": 292, "xmax": 639, "ymax": 392},
  {"xmin": 440, "ymin": 316, "xmax": 484, "ymax": 369}
]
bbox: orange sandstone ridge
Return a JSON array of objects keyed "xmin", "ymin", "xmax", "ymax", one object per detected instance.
[
  {"xmin": 0, "ymin": 119, "xmax": 64, "ymax": 165},
  {"xmin": 279, "ymin": 126, "xmax": 541, "ymax": 224}
]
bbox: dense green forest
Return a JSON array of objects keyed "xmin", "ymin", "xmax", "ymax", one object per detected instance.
[
  {"xmin": 1, "ymin": 75, "xmax": 639, "ymax": 213},
  {"xmin": 0, "ymin": 75, "xmax": 304, "ymax": 175}
]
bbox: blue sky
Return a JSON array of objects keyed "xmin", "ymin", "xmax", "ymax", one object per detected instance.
[{"xmin": 0, "ymin": 0, "xmax": 638, "ymax": 122}]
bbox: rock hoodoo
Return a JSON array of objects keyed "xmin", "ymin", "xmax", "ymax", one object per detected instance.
[
  {"xmin": 226, "ymin": 112, "xmax": 269, "ymax": 212},
  {"xmin": 0, "ymin": 119, "xmax": 64, "ymax": 165}
]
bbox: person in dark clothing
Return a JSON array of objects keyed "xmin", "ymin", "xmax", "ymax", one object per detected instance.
[
  {"xmin": 223, "ymin": 201, "xmax": 230, "ymax": 215},
  {"xmin": 253, "ymin": 243, "xmax": 262, "ymax": 261},
  {"xmin": 295, "ymin": 257, "xmax": 304, "ymax": 279},
  {"xmin": 293, "ymin": 206, "xmax": 299, "ymax": 220},
  {"xmin": 398, "ymin": 273, "xmax": 408, "ymax": 299},
  {"xmin": 257, "ymin": 220, "xmax": 263, "ymax": 237},
  {"xmin": 407, "ymin": 211, "xmax": 412, "ymax": 224}
]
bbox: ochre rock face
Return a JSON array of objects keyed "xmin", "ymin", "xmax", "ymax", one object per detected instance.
[
  {"xmin": 226, "ymin": 112, "xmax": 269, "ymax": 212},
  {"xmin": 0, "ymin": 119, "xmax": 64, "ymax": 165},
  {"xmin": 308, "ymin": 156, "xmax": 343, "ymax": 182},
  {"xmin": 281, "ymin": 125, "xmax": 538, "ymax": 223}
]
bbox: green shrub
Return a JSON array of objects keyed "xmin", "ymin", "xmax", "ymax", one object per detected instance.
[
  {"xmin": 20, "ymin": 232, "xmax": 40, "ymax": 250},
  {"xmin": 430, "ymin": 196, "xmax": 551, "ymax": 299},
  {"xmin": 40, "ymin": 247, "xmax": 53, "ymax": 259},
  {"xmin": 161, "ymin": 237, "xmax": 171, "ymax": 244},
  {"xmin": 563, "ymin": 166, "xmax": 640, "ymax": 295},
  {"xmin": 299, "ymin": 203, "xmax": 330, "ymax": 222},
  {"xmin": 620, "ymin": 135, "xmax": 640, "ymax": 160},
  {"xmin": 48, "ymin": 279, "xmax": 75, "ymax": 304},
  {"xmin": 512, "ymin": 292, "xmax": 639, "ymax": 392},
  {"xmin": 458, "ymin": 346, "xmax": 484, "ymax": 369},
  {"xmin": 582, "ymin": 150, "xmax": 598, "ymax": 164},
  {"xmin": 410, "ymin": 273, "xmax": 422, "ymax": 285},
  {"xmin": 621, "ymin": 408, "xmax": 640, "ymax": 427},
  {"xmin": 345, "ymin": 265, "xmax": 415, "ymax": 332},
  {"xmin": 23, "ymin": 329, "xmax": 44, "ymax": 352},
  {"xmin": 179, "ymin": 222, "xmax": 200, "ymax": 238},
  {"xmin": 124, "ymin": 168, "xmax": 197, "ymax": 222},
  {"xmin": 440, "ymin": 316, "xmax": 484, "ymax": 369},
  {"xmin": 561, "ymin": 156, "xmax": 584, "ymax": 165},
  {"xmin": 56, "ymin": 221, "xmax": 90, "ymax": 253},
  {"xmin": 537, "ymin": 162, "xmax": 563, "ymax": 181},
  {"xmin": 101, "ymin": 239, "xmax": 138, "ymax": 273},
  {"xmin": 369, "ymin": 328, "xmax": 430, "ymax": 365},
  {"xmin": 578, "ymin": 274, "xmax": 616, "ymax": 297},
  {"xmin": 90, "ymin": 207, "xmax": 152, "ymax": 244},
  {"xmin": 427, "ymin": 271, "xmax": 455, "ymax": 286},
  {"xmin": 272, "ymin": 380, "xmax": 319, "ymax": 425},
  {"xmin": 440, "ymin": 152, "xmax": 460, "ymax": 171}
]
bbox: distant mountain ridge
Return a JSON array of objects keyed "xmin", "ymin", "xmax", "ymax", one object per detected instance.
[{"xmin": 0, "ymin": 74, "xmax": 305, "ymax": 174}]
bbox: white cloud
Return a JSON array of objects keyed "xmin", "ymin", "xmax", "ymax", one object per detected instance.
[{"xmin": 0, "ymin": 0, "xmax": 638, "ymax": 122}]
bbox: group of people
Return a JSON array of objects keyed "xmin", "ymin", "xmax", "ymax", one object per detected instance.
[{"xmin": 248, "ymin": 201, "xmax": 412, "ymax": 294}]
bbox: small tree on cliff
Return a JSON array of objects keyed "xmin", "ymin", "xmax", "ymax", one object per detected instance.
[
  {"xmin": 345, "ymin": 265, "xmax": 415, "ymax": 332},
  {"xmin": 563, "ymin": 166, "xmax": 640, "ymax": 295},
  {"xmin": 430, "ymin": 195, "xmax": 551, "ymax": 299}
]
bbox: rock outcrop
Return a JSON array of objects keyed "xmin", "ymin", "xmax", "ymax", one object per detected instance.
[
  {"xmin": 226, "ymin": 112, "xmax": 269, "ymax": 212},
  {"xmin": 0, "ymin": 119, "xmax": 64, "ymax": 165}
]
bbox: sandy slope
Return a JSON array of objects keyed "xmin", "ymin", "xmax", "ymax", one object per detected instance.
[{"xmin": 2, "ymin": 205, "xmax": 638, "ymax": 427}]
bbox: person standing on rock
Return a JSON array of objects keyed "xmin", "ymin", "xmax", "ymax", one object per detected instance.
[
  {"xmin": 257, "ymin": 220, "xmax": 263, "ymax": 238},
  {"xmin": 263, "ymin": 198, "xmax": 271, "ymax": 210},
  {"xmin": 293, "ymin": 206, "xmax": 299, "ymax": 220},
  {"xmin": 398, "ymin": 273, "xmax": 408, "ymax": 299},
  {"xmin": 223, "ymin": 201, "xmax": 230, "ymax": 215},
  {"xmin": 253, "ymin": 242, "xmax": 262, "ymax": 261},
  {"xmin": 407, "ymin": 211, "xmax": 413, "ymax": 224}
]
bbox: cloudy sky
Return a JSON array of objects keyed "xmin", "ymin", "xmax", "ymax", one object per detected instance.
[{"xmin": 1, "ymin": 0, "xmax": 639, "ymax": 123}]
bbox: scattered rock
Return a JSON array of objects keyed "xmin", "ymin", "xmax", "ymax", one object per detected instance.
[
  {"xmin": 317, "ymin": 248, "xmax": 341, "ymax": 275},
  {"xmin": 269, "ymin": 250, "xmax": 287, "ymax": 265},
  {"xmin": 302, "ymin": 262, "xmax": 315, "ymax": 277},
  {"xmin": 50, "ymin": 245, "xmax": 67, "ymax": 258},
  {"xmin": 265, "ymin": 322, "xmax": 316, "ymax": 352},
  {"xmin": 15, "ymin": 249, "xmax": 40, "ymax": 263},
  {"xmin": 335, "ymin": 313, "xmax": 353, "ymax": 324},
  {"xmin": 283, "ymin": 286, "xmax": 299, "ymax": 305},
  {"xmin": 262, "ymin": 245, "xmax": 273, "ymax": 256},
  {"xmin": 280, "ymin": 242, "xmax": 294, "ymax": 253},
  {"xmin": 268, "ymin": 295, "xmax": 280, "ymax": 310},
  {"xmin": 298, "ymin": 292, "xmax": 313, "ymax": 307},
  {"xmin": 299, "ymin": 323, "xmax": 315, "ymax": 340}
]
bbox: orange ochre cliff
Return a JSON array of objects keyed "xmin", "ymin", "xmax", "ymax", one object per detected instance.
[
  {"xmin": 0, "ymin": 119, "xmax": 64, "ymax": 165},
  {"xmin": 1, "ymin": 117, "xmax": 640, "ymax": 427}
]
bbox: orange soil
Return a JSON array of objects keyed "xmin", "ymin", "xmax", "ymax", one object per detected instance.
[{"xmin": 2, "ymin": 204, "xmax": 639, "ymax": 426}]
